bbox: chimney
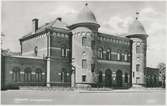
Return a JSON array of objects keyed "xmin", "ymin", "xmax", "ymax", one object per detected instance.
[
  {"xmin": 32, "ymin": 18, "xmax": 38, "ymax": 34},
  {"xmin": 56, "ymin": 17, "xmax": 62, "ymax": 21}
]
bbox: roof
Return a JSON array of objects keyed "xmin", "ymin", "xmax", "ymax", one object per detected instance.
[
  {"xmin": 75, "ymin": 3, "xmax": 98, "ymax": 24},
  {"xmin": 128, "ymin": 19, "xmax": 147, "ymax": 35},
  {"xmin": 20, "ymin": 18, "xmax": 70, "ymax": 40},
  {"xmin": 98, "ymin": 32, "xmax": 130, "ymax": 41}
]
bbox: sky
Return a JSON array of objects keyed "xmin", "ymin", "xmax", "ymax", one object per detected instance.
[{"xmin": 1, "ymin": 1, "xmax": 166, "ymax": 68}]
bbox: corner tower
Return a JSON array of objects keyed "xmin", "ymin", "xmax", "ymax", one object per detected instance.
[
  {"xmin": 69, "ymin": 3, "xmax": 100, "ymax": 87},
  {"xmin": 126, "ymin": 12, "xmax": 148, "ymax": 86}
]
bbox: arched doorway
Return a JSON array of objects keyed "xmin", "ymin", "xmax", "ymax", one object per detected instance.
[
  {"xmin": 116, "ymin": 70, "xmax": 122, "ymax": 87},
  {"xmin": 105, "ymin": 69, "xmax": 112, "ymax": 87}
]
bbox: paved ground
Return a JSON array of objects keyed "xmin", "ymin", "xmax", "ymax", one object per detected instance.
[{"xmin": 1, "ymin": 89, "xmax": 166, "ymax": 105}]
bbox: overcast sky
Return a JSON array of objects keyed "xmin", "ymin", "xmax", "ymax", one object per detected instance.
[{"xmin": 1, "ymin": 1, "xmax": 166, "ymax": 68}]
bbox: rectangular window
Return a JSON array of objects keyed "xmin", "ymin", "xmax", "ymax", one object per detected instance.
[
  {"xmin": 82, "ymin": 59, "xmax": 87, "ymax": 69},
  {"xmin": 136, "ymin": 64, "xmax": 140, "ymax": 71},
  {"xmin": 82, "ymin": 75, "xmax": 86, "ymax": 82}
]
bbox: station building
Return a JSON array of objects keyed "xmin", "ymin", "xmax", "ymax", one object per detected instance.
[{"xmin": 1, "ymin": 3, "xmax": 149, "ymax": 89}]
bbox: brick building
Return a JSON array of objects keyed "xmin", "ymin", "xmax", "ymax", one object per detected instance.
[{"xmin": 1, "ymin": 3, "xmax": 150, "ymax": 89}]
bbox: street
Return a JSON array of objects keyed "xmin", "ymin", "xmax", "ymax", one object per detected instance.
[{"xmin": 1, "ymin": 89, "xmax": 166, "ymax": 105}]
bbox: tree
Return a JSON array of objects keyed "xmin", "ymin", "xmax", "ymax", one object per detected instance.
[{"xmin": 158, "ymin": 63, "xmax": 166, "ymax": 88}]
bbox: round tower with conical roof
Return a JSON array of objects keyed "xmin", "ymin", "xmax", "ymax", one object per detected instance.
[
  {"xmin": 69, "ymin": 3, "xmax": 100, "ymax": 87},
  {"xmin": 126, "ymin": 12, "xmax": 148, "ymax": 86}
]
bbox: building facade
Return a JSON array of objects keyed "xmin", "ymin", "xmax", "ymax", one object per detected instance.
[{"xmin": 2, "ymin": 3, "xmax": 150, "ymax": 89}]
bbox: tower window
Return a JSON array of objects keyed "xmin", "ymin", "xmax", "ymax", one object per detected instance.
[
  {"xmin": 91, "ymin": 64, "xmax": 95, "ymax": 72},
  {"xmin": 133, "ymin": 72, "xmax": 135, "ymax": 78},
  {"xmin": 136, "ymin": 64, "xmax": 140, "ymax": 71},
  {"xmin": 136, "ymin": 42, "xmax": 142, "ymax": 53},
  {"xmin": 82, "ymin": 75, "xmax": 86, "ymax": 82},
  {"xmin": 34, "ymin": 46, "xmax": 38, "ymax": 56},
  {"xmin": 91, "ymin": 40, "xmax": 95, "ymax": 49},
  {"xmin": 82, "ymin": 37, "xmax": 87, "ymax": 46},
  {"xmin": 82, "ymin": 59, "xmax": 87, "ymax": 69}
]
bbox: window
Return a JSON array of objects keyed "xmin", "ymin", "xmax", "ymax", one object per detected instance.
[
  {"xmin": 66, "ymin": 49, "xmax": 70, "ymax": 57},
  {"xmin": 98, "ymin": 48, "xmax": 103, "ymax": 59},
  {"xmin": 35, "ymin": 68, "xmax": 42, "ymax": 82},
  {"xmin": 106, "ymin": 49, "xmax": 110, "ymax": 60},
  {"xmin": 82, "ymin": 59, "xmax": 87, "ymax": 69},
  {"xmin": 82, "ymin": 75, "xmax": 86, "ymax": 82},
  {"xmin": 136, "ymin": 42, "xmax": 142, "ymax": 53},
  {"xmin": 125, "ymin": 73, "xmax": 128, "ymax": 83},
  {"xmin": 82, "ymin": 37, "xmax": 87, "ymax": 46},
  {"xmin": 133, "ymin": 72, "xmax": 135, "ymax": 78},
  {"xmin": 136, "ymin": 64, "xmax": 140, "ymax": 71},
  {"xmin": 12, "ymin": 67, "xmax": 20, "ymax": 82},
  {"xmin": 24, "ymin": 67, "xmax": 32, "ymax": 82},
  {"xmin": 117, "ymin": 52, "xmax": 121, "ymax": 61},
  {"xmin": 91, "ymin": 64, "xmax": 95, "ymax": 72},
  {"xmin": 61, "ymin": 48, "xmax": 66, "ymax": 57},
  {"xmin": 34, "ymin": 46, "xmax": 38, "ymax": 56},
  {"xmin": 91, "ymin": 40, "xmax": 95, "ymax": 49},
  {"xmin": 127, "ymin": 53, "xmax": 130, "ymax": 62},
  {"xmin": 60, "ymin": 72, "xmax": 64, "ymax": 82},
  {"xmin": 124, "ymin": 53, "xmax": 128, "ymax": 61}
]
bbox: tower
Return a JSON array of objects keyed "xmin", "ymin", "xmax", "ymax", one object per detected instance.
[
  {"xmin": 127, "ymin": 12, "xmax": 148, "ymax": 86},
  {"xmin": 69, "ymin": 3, "xmax": 100, "ymax": 87}
]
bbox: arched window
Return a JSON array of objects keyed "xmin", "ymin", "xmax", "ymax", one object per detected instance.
[
  {"xmin": 97, "ymin": 48, "xmax": 103, "ymax": 59},
  {"xmin": 136, "ymin": 64, "xmax": 140, "ymax": 72},
  {"xmin": 24, "ymin": 67, "xmax": 32, "ymax": 82},
  {"xmin": 12, "ymin": 67, "xmax": 20, "ymax": 82},
  {"xmin": 136, "ymin": 42, "xmax": 142, "ymax": 53},
  {"xmin": 82, "ymin": 37, "xmax": 87, "ymax": 46},
  {"xmin": 124, "ymin": 50, "xmax": 128, "ymax": 62},
  {"xmin": 82, "ymin": 59, "xmax": 87, "ymax": 69},
  {"xmin": 125, "ymin": 73, "xmax": 128, "ymax": 83},
  {"xmin": 117, "ymin": 50, "xmax": 121, "ymax": 61},
  {"xmin": 127, "ymin": 53, "xmax": 130, "ymax": 62},
  {"xmin": 106, "ymin": 49, "xmax": 110, "ymax": 60},
  {"xmin": 35, "ymin": 68, "xmax": 42, "ymax": 82},
  {"xmin": 61, "ymin": 45, "xmax": 66, "ymax": 57},
  {"xmin": 34, "ymin": 46, "xmax": 38, "ymax": 56}
]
